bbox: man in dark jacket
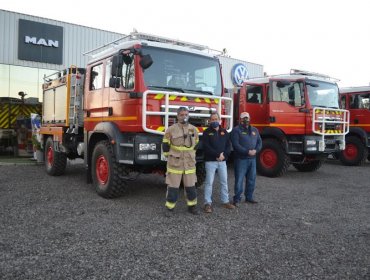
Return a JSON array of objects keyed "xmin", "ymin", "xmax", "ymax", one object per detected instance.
[
  {"xmin": 202, "ymin": 112, "xmax": 235, "ymax": 213},
  {"xmin": 231, "ymin": 112, "xmax": 262, "ymax": 205}
]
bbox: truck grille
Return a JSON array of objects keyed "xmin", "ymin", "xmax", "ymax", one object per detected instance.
[{"xmin": 160, "ymin": 105, "xmax": 215, "ymax": 127}]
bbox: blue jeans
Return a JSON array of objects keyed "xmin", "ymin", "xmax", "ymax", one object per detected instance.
[
  {"xmin": 204, "ymin": 161, "xmax": 230, "ymax": 205},
  {"xmin": 233, "ymin": 158, "xmax": 256, "ymax": 203}
]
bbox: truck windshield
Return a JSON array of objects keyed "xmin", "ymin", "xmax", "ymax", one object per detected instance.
[
  {"xmin": 142, "ymin": 46, "xmax": 222, "ymax": 96},
  {"xmin": 307, "ymin": 80, "xmax": 339, "ymax": 108}
]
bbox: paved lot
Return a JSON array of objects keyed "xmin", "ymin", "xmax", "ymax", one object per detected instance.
[{"xmin": 0, "ymin": 159, "xmax": 369, "ymax": 279}]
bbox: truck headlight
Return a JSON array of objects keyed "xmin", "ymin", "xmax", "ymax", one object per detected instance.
[
  {"xmin": 139, "ymin": 143, "xmax": 157, "ymax": 151},
  {"xmin": 318, "ymin": 140, "xmax": 325, "ymax": 151},
  {"xmin": 138, "ymin": 154, "xmax": 159, "ymax": 160},
  {"xmin": 338, "ymin": 140, "xmax": 345, "ymax": 150}
]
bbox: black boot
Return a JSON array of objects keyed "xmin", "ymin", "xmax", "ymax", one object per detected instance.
[
  {"xmin": 164, "ymin": 207, "xmax": 175, "ymax": 217},
  {"xmin": 188, "ymin": 205, "xmax": 199, "ymax": 215}
]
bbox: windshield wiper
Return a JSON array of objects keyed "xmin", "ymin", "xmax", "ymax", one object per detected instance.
[
  {"xmin": 147, "ymin": 85, "xmax": 184, "ymax": 93},
  {"xmin": 185, "ymin": 89, "xmax": 213, "ymax": 95}
]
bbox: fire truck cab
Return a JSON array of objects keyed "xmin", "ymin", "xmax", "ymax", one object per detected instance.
[
  {"xmin": 40, "ymin": 32, "xmax": 233, "ymax": 198},
  {"xmin": 338, "ymin": 86, "xmax": 370, "ymax": 165},
  {"xmin": 235, "ymin": 69, "xmax": 349, "ymax": 177}
]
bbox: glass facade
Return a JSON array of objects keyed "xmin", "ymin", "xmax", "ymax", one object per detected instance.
[
  {"xmin": 0, "ymin": 64, "xmax": 56, "ymax": 101},
  {"xmin": 0, "ymin": 64, "xmax": 56, "ymax": 157}
]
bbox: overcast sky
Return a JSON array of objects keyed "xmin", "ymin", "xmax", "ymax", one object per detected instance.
[{"xmin": 2, "ymin": 0, "xmax": 370, "ymax": 87}]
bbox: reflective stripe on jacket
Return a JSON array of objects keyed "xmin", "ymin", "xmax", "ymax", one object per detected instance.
[{"xmin": 162, "ymin": 123, "xmax": 199, "ymax": 174}]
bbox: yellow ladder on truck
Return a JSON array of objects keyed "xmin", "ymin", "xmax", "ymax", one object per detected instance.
[{"xmin": 67, "ymin": 66, "xmax": 83, "ymax": 134}]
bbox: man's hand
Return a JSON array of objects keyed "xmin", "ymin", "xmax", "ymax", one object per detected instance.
[
  {"xmin": 217, "ymin": 152, "xmax": 225, "ymax": 161},
  {"xmin": 248, "ymin": 149, "xmax": 256, "ymax": 156}
]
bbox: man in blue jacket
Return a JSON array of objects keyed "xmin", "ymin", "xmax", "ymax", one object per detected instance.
[
  {"xmin": 231, "ymin": 112, "xmax": 262, "ymax": 205},
  {"xmin": 202, "ymin": 112, "xmax": 235, "ymax": 213}
]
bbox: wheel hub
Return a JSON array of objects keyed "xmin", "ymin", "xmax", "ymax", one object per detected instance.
[
  {"xmin": 261, "ymin": 148, "xmax": 278, "ymax": 168},
  {"xmin": 96, "ymin": 155, "xmax": 109, "ymax": 185},
  {"xmin": 344, "ymin": 143, "xmax": 358, "ymax": 160},
  {"xmin": 47, "ymin": 147, "xmax": 53, "ymax": 166}
]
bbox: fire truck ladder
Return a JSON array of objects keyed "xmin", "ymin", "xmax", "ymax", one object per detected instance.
[{"xmin": 67, "ymin": 66, "xmax": 83, "ymax": 134}]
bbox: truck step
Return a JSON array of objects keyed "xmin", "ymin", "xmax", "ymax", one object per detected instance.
[
  {"xmin": 119, "ymin": 159, "xmax": 134, "ymax": 164},
  {"xmin": 120, "ymin": 143, "xmax": 134, "ymax": 147}
]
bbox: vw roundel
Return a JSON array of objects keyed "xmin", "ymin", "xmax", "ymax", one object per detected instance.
[{"xmin": 231, "ymin": 63, "xmax": 249, "ymax": 86}]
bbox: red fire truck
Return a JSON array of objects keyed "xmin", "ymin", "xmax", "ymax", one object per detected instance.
[
  {"xmin": 234, "ymin": 69, "xmax": 349, "ymax": 177},
  {"xmin": 40, "ymin": 32, "xmax": 233, "ymax": 198},
  {"xmin": 337, "ymin": 86, "xmax": 370, "ymax": 165}
]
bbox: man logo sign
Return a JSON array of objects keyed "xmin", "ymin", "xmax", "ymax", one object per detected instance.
[
  {"xmin": 231, "ymin": 64, "xmax": 249, "ymax": 86},
  {"xmin": 25, "ymin": 36, "xmax": 59, "ymax": 48}
]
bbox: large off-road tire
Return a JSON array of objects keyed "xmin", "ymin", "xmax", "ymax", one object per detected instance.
[
  {"xmin": 338, "ymin": 136, "xmax": 368, "ymax": 166},
  {"xmin": 195, "ymin": 161, "xmax": 206, "ymax": 189},
  {"xmin": 45, "ymin": 136, "xmax": 67, "ymax": 176},
  {"xmin": 292, "ymin": 160, "xmax": 322, "ymax": 172},
  {"xmin": 91, "ymin": 140, "xmax": 128, "ymax": 198},
  {"xmin": 257, "ymin": 138, "xmax": 290, "ymax": 177}
]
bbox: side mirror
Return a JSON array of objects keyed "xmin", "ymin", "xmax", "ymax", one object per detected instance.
[
  {"xmin": 111, "ymin": 55, "xmax": 123, "ymax": 77},
  {"xmin": 109, "ymin": 77, "xmax": 121, "ymax": 88},
  {"xmin": 288, "ymin": 87, "xmax": 295, "ymax": 100},
  {"xmin": 306, "ymin": 82, "xmax": 319, "ymax": 88},
  {"xmin": 122, "ymin": 54, "xmax": 132, "ymax": 65},
  {"xmin": 276, "ymin": 80, "xmax": 290, "ymax": 88},
  {"xmin": 139, "ymin": 54, "xmax": 153, "ymax": 70}
]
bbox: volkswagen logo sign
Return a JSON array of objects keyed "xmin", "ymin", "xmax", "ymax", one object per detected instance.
[{"xmin": 231, "ymin": 63, "xmax": 249, "ymax": 86}]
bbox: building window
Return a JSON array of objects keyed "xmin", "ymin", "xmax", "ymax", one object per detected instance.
[
  {"xmin": 0, "ymin": 64, "xmax": 10, "ymax": 98},
  {"xmin": 0, "ymin": 64, "xmax": 57, "ymax": 102},
  {"xmin": 9, "ymin": 66, "xmax": 39, "ymax": 100}
]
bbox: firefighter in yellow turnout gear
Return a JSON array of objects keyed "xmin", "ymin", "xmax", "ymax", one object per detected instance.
[{"xmin": 162, "ymin": 107, "xmax": 200, "ymax": 215}]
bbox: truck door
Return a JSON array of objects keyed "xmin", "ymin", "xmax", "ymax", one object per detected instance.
[
  {"xmin": 268, "ymin": 79, "xmax": 306, "ymax": 135},
  {"xmin": 85, "ymin": 63, "xmax": 105, "ymax": 125},
  {"xmin": 349, "ymin": 92, "xmax": 370, "ymax": 127},
  {"xmin": 240, "ymin": 83, "xmax": 268, "ymax": 128},
  {"xmin": 106, "ymin": 54, "xmax": 136, "ymax": 123}
]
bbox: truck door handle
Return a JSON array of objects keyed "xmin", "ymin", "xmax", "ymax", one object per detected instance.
[
  {"xmin": 354, "ymin": 119, "xmax": 359, "ymax": 124},
  {"xmin": 270, "ymin": 116, "xmax": 276, "ymax": 122}
]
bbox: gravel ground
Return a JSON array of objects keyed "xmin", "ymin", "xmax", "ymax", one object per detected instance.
[{"xmin": 0, "ymin": 159, "xmax": 369, "ymax": 279}]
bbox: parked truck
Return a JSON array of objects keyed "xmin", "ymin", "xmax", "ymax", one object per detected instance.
[
  {"xmin": 234, "ymin": 69, "xmax": 350, "ymax": 177},
  {"xmin": 40, "ymin": 32, "xmax": 233, "ymax": 198},
  {"xmin": 0, "ymin": 97, "xmax": 42, "ymax": 155},
  {"xmin": 336, "ymin": 86, "xmax": 370, "ymax": 165}
]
